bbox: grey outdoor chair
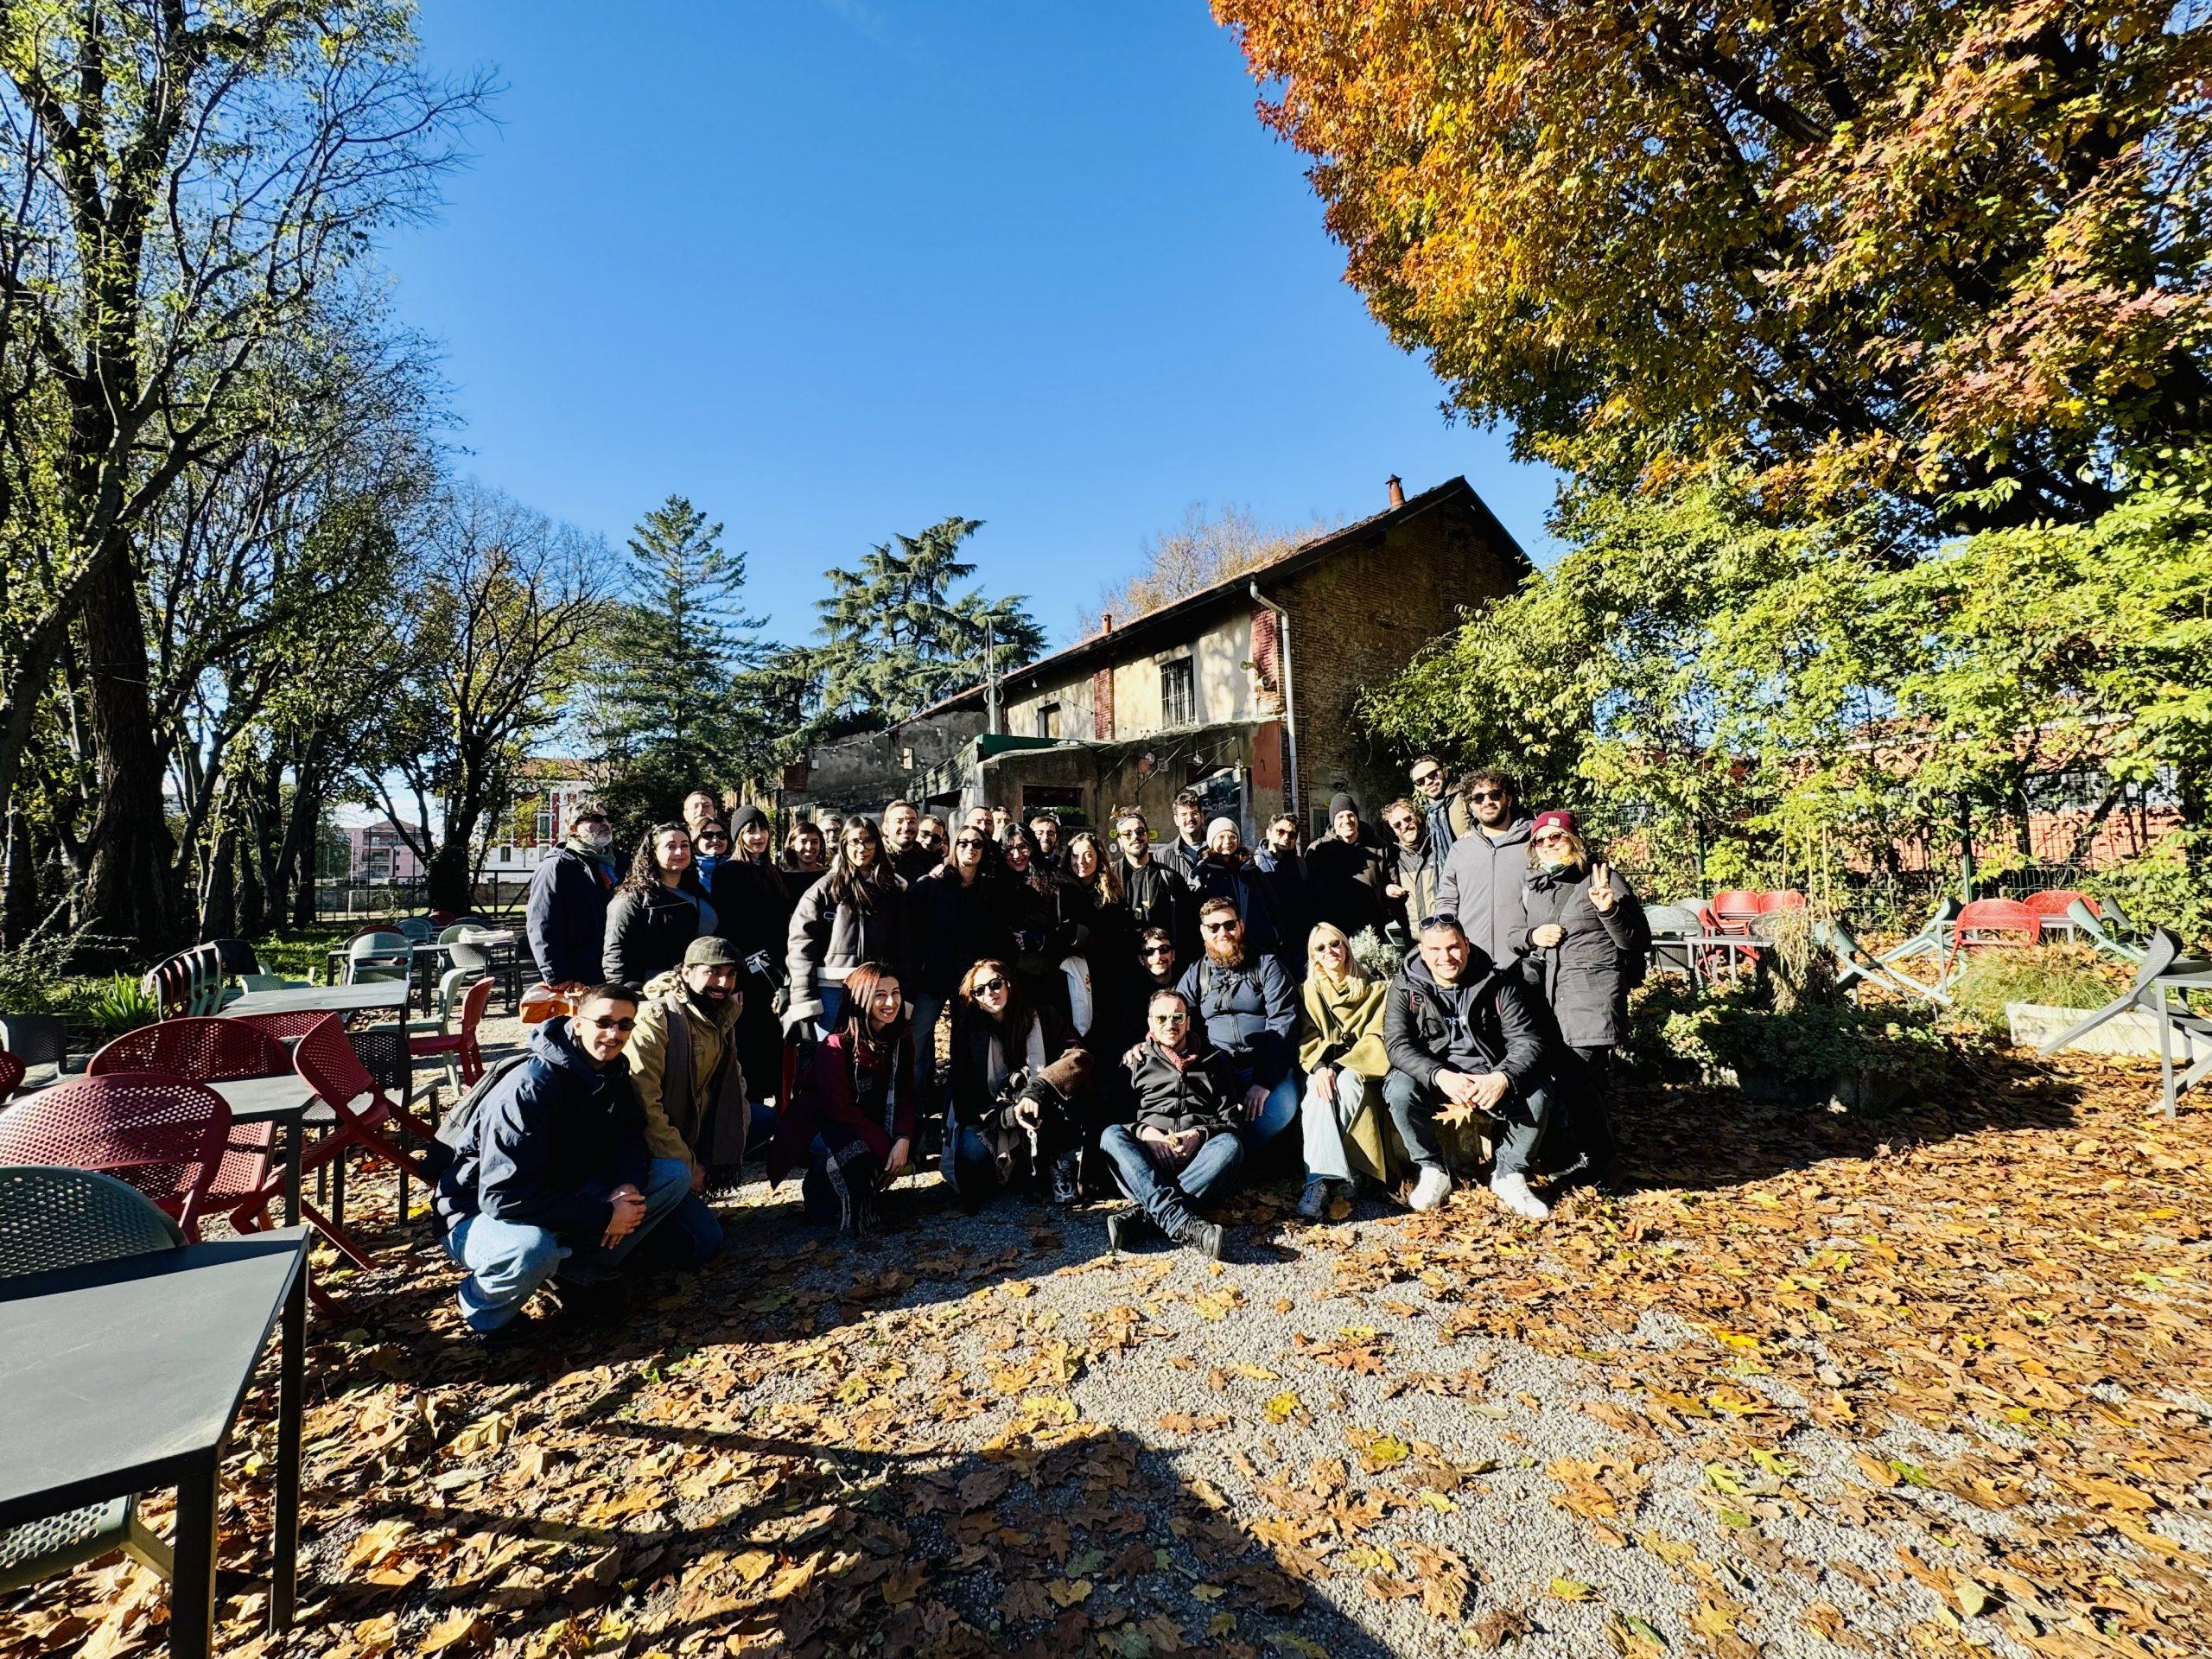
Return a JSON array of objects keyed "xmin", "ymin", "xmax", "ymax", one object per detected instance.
[
  {"xmin": 1821, "ymin": 918, "xmax": 1952, "ymax": 1005},
  {"xmin": 1643, "ymin": 905, "xmax": 1705, "ymax": 979},
  {"xmin": 2064, "ymin": 899, "xmax": 2148, "ymax": 965},
  {"xmin": 0, "ymin": 1166, "xmax": 183, "ymax": 1592},
  {"xmin": 0, "ymin": 1013, "xmax": 72, "ymax": 1093},
  {"xmin": 2036, "ymin": 928, "xmax": 2212, "ymax": 1119}
]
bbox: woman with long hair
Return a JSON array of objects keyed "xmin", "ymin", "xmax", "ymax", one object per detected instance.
[
  {"xmin": 1519, "ymin": 810, "xmax": 1649, "ymax": 1190},
  {"xmin": 785, "ymin": 815, "xmax": 911, "ymax": 1039},
  {"xmin": 712, "ymin": 802, "xmax": 794, "ymax": 1111},
  {"xmin": 944, "ymin": 958, "xmax": 1092, "ymax": 1209},
  {"xmin": 779, "ymin": 820, "xmax": 826, "ymax": 874},
  {"xmin": 1063, "ymin": 830, "xmax": 1128, "ymax": 1044},
  {"xmin": 766, "ymin": 962, "xmax": 915, "ymax": 1236},
  {"xmin": 602, "ymin": 822, "xmax": 715, "ymax": 984},
  {"xmin": 999, "ymin": 826, "xmax": 1089, "ymax": 1031},
  {"xmin": 1294, "ymin": 921, "xmax": 1400, "ymax": 1219}
]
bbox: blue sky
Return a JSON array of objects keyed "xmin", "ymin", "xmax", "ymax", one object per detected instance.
[{"xmin": 384, "ymin": 2, "xmax": 1560, "ymax": 652}]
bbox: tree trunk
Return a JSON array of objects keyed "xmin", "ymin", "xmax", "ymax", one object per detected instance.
[
  {"xmin": 75, "ymin": 547, "xmax": 182, "ymax": 962},
  {"xmin": 1, "ymin": 807, "xmax": 41, "ymax": 949},
  {"xmin": 200, "ymin": 825, "xmax": 236, "ymax": 942},
  {"xmin": 426, "ymin": 835, "xmax": 475, "ymax": 914}
]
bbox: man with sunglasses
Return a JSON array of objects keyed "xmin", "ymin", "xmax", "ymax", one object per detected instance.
[
  {"xmin": 434, "ymin": 982, "xmax": 702, "ymax": 1338},
  {"xmin": 1176, "ymin": 897, "xmax": 1300, "ymax": 1145},
  {"xmin": 1433, "ymin": 768, "xmax": 1538, "ymax": 968},
  {"xmin": 1110, "ymin": 810, "xmax": 1190, "ymax": 953},
  {"xmin": 1408, "ymin": 755, "xmax": 1462, "ymax": 855},
  {"xmin": 1099, "ymin": 989, "xmax": 1240, "ymax": 1258}
]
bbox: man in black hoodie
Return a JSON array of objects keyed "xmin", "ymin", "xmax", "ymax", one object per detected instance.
[
  {"xmin": 434, "ymin": 984, "xmax": 702, "ymax": 1335},
  {"xmin": 1382, "ymin": 915, "xmax": 1552, "ymax": 1220},
  {"xmin": 525, "ymin": 804, "xmax": 618, "ymax": 986},
  {"xmin": 1112, "ymin": 810, "xmax": 1191, "ymax": 955},
  {"xmin": 1306, "ymin": 791, "xmax": 1389, "ymax": 938},
  {"xmin": 1098, "ymin": 988, "xmax": 1239, "ymax": 1258}
]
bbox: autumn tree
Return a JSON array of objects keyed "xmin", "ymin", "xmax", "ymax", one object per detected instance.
[
  {"xmin": 1215, "ymin": 0, "xmax": 2210, "ymax": 531},
  {"xmin": 1077, "ymin": 503, "xmax": 1340, "ymax": 632},
  {"xmin": 0, "ymin": 0, "xmax": 487, "ymax": 955}
]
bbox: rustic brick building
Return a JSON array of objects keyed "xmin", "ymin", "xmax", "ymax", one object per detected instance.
[{"xmin": 880, "ymin": 475, "xmax": 1534, "ymax": 838}]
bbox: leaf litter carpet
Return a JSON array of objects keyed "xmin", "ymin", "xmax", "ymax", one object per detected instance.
[{"xmin": 3, "ymin": 1052, "xmax": 2209, "ymax": 1659}]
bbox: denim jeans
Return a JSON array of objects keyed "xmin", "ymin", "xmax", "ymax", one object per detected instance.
[
  {"xmin": 1381, "ymin": 1070, "xmax": 1547, "ymax": 1177},
  {"xmin": 444, "ymin": 1155, "xmax": 693, "ymax": 1332},
  {"xmin": 1097, "ymin": 1123, "xmax": 1244, "ymax": 1236},
  {"xmin": 1299, "ymin": 1067, "xmax": 1372, "ymax": 1184},
  {"xmin": 941, "ymin": 1120, "xmax": 998, "ymax": 1207}
]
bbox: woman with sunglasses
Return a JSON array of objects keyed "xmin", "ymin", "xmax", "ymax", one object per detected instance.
[
  {"xmin": 1520, "ymin": 809, "xmax": 1649, "ymax": 1189},
  {"xmin": 602, "ymin": 822, "xmax": 716, "ymax": 986},
  {"xmin": 785, "ymin": 816, "xmax": 911, "ymax": 1043},
  {"xmin": 714, "ymin": 804, "xmax": 796, "ymax": 1112},
  {"xmin": 944, "ymin": 958, "xmax": 1093, "ymax": 1209},
  {"xmin": 766, "ymin": 961, "xmax": 916, "ymax": 1236},
  {"xmin": 1294, "ymin": 922, "xmax": 1402, "ymax": 1218},
  {"xmin": 907, "ymin": 823, "xmax": 1014, "ymax": 1111},
  {"xmin": 998, "ymin": 826, "xmax": 1085, "ymax": 1027},
  {"xmin": 1062, "ymin": 830, "xmax": 1128, "ymax": 1040}
]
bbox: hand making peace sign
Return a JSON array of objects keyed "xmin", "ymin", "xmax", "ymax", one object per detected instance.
[{"xmin": 1589, "ymin": 861, "xmax": 1618, "ymax": 912}]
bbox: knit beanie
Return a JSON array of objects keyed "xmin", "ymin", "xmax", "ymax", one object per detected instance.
[
  {"xmin": 730, "ymin": 804, "xmax": 768, "ymax": 833},
  {"xmin": 1328, "ymin": 791, "xmax": 1358, "ymax": 822}
]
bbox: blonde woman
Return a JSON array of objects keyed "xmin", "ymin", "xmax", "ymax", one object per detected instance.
[{"xmin": 1295, "ymin": 922, "xmax": 1399, "ymax": 1218}]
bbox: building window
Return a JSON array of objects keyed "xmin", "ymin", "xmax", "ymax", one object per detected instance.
[
  {"xmin": 536, "ymin": 805, "xmax": 554, "ymax": 842},
  {"xmin": 1036, "ymin": 702, "xmax": 1061, "ymax": 740},
  {"xmin": 1160, "ymin": 658, "xmax": 1195, "ymax": 727}
]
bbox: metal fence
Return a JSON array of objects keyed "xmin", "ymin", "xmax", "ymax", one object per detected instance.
[{"xmin": 312, "ymin": 877, "xmax": 529, "ymax": 922}]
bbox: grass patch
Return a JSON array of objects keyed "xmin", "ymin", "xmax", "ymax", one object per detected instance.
[{"xmin": 1948, "ymin": 945, "xmax": 2130, "ymax": 1037}]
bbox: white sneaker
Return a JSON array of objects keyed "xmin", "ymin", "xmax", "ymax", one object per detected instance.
[
  {"xmin": 1408, "ymin": 1166, "xmax": 1452, "ymax": 1212},
  {"xmin": 1490, "ymin": 1171, "xmax": 1551, "ymax": 1220},
  {"xmin": 1297, "ymin": 1178, "xmax": 1336, "ymax": 1220}
]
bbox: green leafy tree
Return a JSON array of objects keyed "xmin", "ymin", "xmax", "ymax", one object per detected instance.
[
  {"xmin": 587, "ymin": 495, "xmax": 775, "ymax": 832},
  {"xmin": 811, "ymin": 517, "xmax": 1044, "ymax": 725}
]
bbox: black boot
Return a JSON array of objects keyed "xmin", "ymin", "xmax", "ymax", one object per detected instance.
[{"xmin": 1051, "ymin": 1149, "xmax": 1083, "ymax": 1206}]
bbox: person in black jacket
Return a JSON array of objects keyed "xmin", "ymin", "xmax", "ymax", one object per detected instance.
[
  {"xmin": 1097, "ymin": 988, "xmax": 1240, "ymax": 1258},
  {"xmin": 884, "ymin": 799, "xmax": 938, "ymax": 885},
  {"xmin": 1252, "ymin": 815, "xmax": 1313, "ymax": 968},
  {"xmin": 1383, "ymin": 915, "xmax": 1553, "ymax": 1220},
  {"xmin": 602, "ymin": 823, "xmax": 715, "ymax": 985},
  {"xmin": 907, "ymin": 824, "xmax": 1012, "ymax": 1109},
  {"xmin": 1191, "ymin": 817, "xmax": 1287, "ymax": 968},
  {"xmin": 525, "ymin": 805, "xmax": 619, "ymax": 985},
  {"xmin": 944, "ymin": 959, "xmax": 1092, "ymax": 1208},
  {"xmin": 433, "ymin": 985, "xmax": 705, "ymax": 1335},
  {"xmin": 1110, "ymin": 810, "xmax": 1191, "ymax": 955},
  {"xmin": 710, "ymin": 804, "xmax": 794, "ymax": 1111},
  {"xmin": 1518, "ymin": 810, "xmax": 1649, "ymax": 1189},
  {"xmin": 1161, "ymin": 790, "xmax": 1208, "ymax": 884},
  {"xmin": 1306, "ymin": 792, "xmax": 1390, "ymax": 938}
]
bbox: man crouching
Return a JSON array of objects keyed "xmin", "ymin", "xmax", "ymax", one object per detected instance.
[
  {"xmin": 1098, "ymin": 988, "xmax": 1242, "ymax": 1259},
  {"xmin": 433, "ymin": 982, "xmax": 708, "ymax": 1337}
]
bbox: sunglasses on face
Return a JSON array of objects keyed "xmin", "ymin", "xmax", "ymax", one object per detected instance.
[
  {"xmin": 1469, "ymin": 790, "xmax": 1507, "ymax": 804},
  {"xmin": 583, "ymin": 1016, "xmax": 637, "ymax": 1032},
  {"xmin": 1534, "ymin": 830, "xmax": 1570, "ymax": 844},
  {"xmin": 1141, "ymin": 944, "xmax": 1174, "ymax": 958},
  {"xmin": 1412, "ymin": 771, "xmax": 1440, "ymax": 787},
  {"xmin": 956, "ymin": 836, "xmax": 986, "ymax": 849},
  {"xmin": 1202, "ymin": 919, "xmax": 1237, "ymax": 934},
  {"xmin": 972, "ymin": 977, "xmax": 1008, "ymax": 995}
]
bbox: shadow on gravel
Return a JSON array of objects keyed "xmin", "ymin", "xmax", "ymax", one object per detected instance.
[{"xmin": 342, "ymin": 1426, "xmax": 1398, "ymax": 1658}]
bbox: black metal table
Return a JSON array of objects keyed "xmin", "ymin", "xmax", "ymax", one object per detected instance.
[{"xmin": 0, "ymin": 1230, "xmax": 310, "ymax": 1658}]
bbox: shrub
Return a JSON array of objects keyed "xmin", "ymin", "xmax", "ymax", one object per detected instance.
[
  {"xmin": 1662, "ymin": 983, "xmax": 1957, "ymax": 1097},
  {"xmin": 1947, "ymin": 947, "xmax": 2131, "ymax": 1038}
]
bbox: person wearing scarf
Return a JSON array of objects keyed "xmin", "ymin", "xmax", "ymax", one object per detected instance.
[{"xmin": 1295, "ymin": 922, "xmax": 1403, "ymax": 1218}]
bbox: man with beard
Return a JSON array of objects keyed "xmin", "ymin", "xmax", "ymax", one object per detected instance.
[
  {"xmin": 624, "ymin": 939, "xmax": 759, "ymax": 1251},
  {"xmin": 1161, "ymin": 789, "xmax": 1208, "ymax": 883},
  {"xmin": 884, "ymin": 799, "xmax": 937, "ymax": 883},
  {"xmin": 1383, "ymin": 914, "xmax": 1551, "ymax": 1218},
  {"xmin": 526, "ymin": 803, "xmax": 620, "ymax": 986},
  {"xmin": 1306, "ymin": 791, "xmax": 1389, "ymax": 939},
  {"xmin": 1381, "ymin": 797, "xmax": 1443, "ymax": 943},
  {"xmin": 1433, "ymin": 768, "xmax": 1537, "ymax": 968},
  {"xmin": 1112, "ymin": 810, "xmax": 1190, "ymax": 956},
  {"xmin": 1409, "ymin": 755, "xmax": 1463, "ymax": 856},
  {"xmin": 1252, "ymin": 814, "xmax": 1313, "ymax": 964},
  {"xmin": 1176, "ymin": 898, "xmax": 1300, "ymax": 1147},
  {"xmin": 1028, "ymin": 812, "xmax": 1066, "ymax": 874}
]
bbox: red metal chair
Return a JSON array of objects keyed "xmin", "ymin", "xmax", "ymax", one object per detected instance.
[
  {"xmin": 409, "ymin": 974, "xmax": 496, "ymax": 1091},
  {"xmin": 0, "ymin": 1072, "xmax": 232, "ymax": 1237},
  {"xmin": 260, "ymin": 1015, "xmax": 436, "ymax": 1278},
  {"xmin": 1755, "ymin": 890, "xmax": 1808, "ymax": 914},
  {"xmin": 1944, "ymin": 899, "xmax": 2043, "ymax": 976},
  {"xmin": 2024, "ymin": 889, "xmax": 2098, "ymax": 938},
  {"xmin": 88, "ymin": 1018, "xmax": 289, "ymax": 1082},
  {"xmin": 1710, "ymin": 889, "xmax": 1763, "ymax": 935},
  {"xmin": 0, "ymin": 1049, "xmax": 22, "ymax": 1102}
]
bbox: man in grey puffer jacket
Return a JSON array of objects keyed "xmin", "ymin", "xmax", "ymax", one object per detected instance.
[{"xmin": 1431, "ymin": 767, "xmax": 1535, "ymax": 967}]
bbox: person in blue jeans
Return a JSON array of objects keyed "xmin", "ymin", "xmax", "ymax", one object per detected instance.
[
  {"xmin": 432, "ymin": 984, "xmax": 709, "ymax": 1337},
  {"xmin": 1176, "ymin": 898, "xmax": 1301, "ymax": 1147},
  {"xmin": 1098, "ymin": 989, "xmax": 1243, "ymax": 1259}
]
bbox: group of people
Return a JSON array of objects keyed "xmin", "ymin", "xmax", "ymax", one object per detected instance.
[{"xmin": 440, "ymin": 765, "xmax": 1647, "ymax": 1337}]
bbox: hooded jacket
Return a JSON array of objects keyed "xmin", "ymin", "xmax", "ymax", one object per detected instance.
[
  {"xmin": 1191, "ymin": 851, "xmax": 1285, "ymax": 963},
  {"xmin": 785, "ymin": 869, "xmax": 912, "ymax": 1025},
  {"xmin": 1520, "ymin": 862, "xmax": 1650, "ymax": 1048},
  {"xmin": 1176, "ymin": 949, "xmax": 1298, "ymax": 1089},
  {"xmin": 1383, "ymin": 944, "xmax": 1547, "ymax": 1092},
  {"xmin": 1432, "ymin": 810, "xmax": 1535, "ymax": 966},
  {"xmin": 1307, "ymin": 810, "xmax": 1391, "ymax": 939},
  {"xmin": 526, "ymin": 840, "xmax": 616, "ymax": 986},
  {"xmin": 626, "ymin": 980, "xmax": 750, "ymax": 1173},
  {"xmin": 433, "ymin": 1017, "xmax": 649, "ymax": 1239},
  {"xmin": 1124, "ymin": 1033, "xmax": 1243, "ymax": 1139},
  {"xmin": 1385, "ymin": 831, "xmax": 1443, "ymax": 940}
]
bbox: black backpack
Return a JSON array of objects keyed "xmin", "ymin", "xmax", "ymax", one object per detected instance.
[{"xmin": 428, "ymin": 1050, "xmax": 538, "ymax": 1173}]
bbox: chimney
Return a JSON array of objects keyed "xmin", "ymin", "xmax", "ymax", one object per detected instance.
[
  {"xmin": 1100, "ymin": 612, "xmax": 1114, "ymax": 633},
  {"xmin": 1386, "ymin": 474, "xmax": 1405, "ymax": 508}
]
